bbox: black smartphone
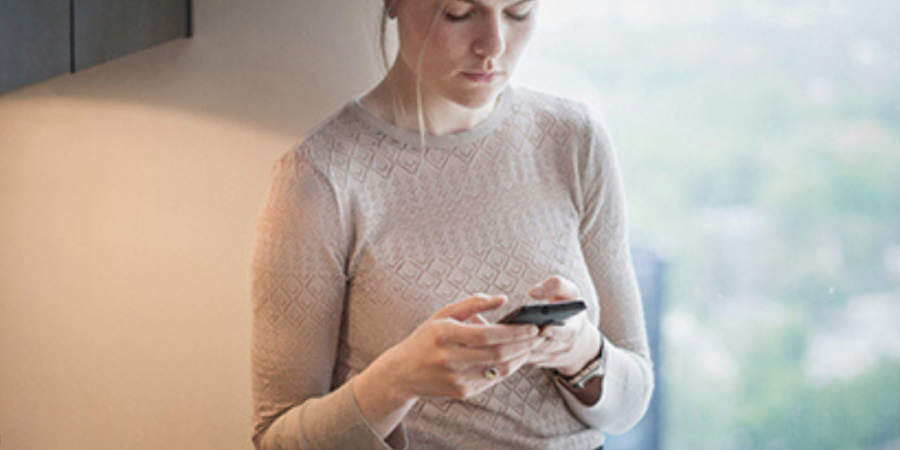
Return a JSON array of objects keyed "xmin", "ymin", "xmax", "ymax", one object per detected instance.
[{"xmin": 497, "ymin": 300, "xmax": 587, "ymax": 328}]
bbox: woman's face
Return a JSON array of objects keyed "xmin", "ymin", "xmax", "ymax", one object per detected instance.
[{"xmin": 394, "ymin": 0, "xmax": 539, "ymax": 109}]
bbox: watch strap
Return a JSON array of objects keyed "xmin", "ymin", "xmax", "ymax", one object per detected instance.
[{"xmin": 555, "ymin": 335, "xmax": 607, "ymax": 389}]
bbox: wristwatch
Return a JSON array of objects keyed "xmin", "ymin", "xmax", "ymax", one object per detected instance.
[{"xmin": 554, "ymin": 336, "xmax": 607, "ymax": 389}]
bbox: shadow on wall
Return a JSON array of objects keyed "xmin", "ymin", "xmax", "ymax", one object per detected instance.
[{"xmin": 0, "ymin": 2, "xmax": 387, "ymax": 450}]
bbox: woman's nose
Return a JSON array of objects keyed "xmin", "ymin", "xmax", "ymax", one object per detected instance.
[{"xmin": 472, "ymin": 16, "xmax": 506, "ymax": 62}]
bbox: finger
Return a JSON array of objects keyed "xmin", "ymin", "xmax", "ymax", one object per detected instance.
[
  {"xmin": 528, "ymin": 338, "xmax": 568, "ymax": 360},
  {"xmin": 540, "ymin": 324, "xmax": 577, "ymax": 342},
  {"xmin": 445, "ymin": 321, "xmax": 539, "ymax": 347},
  {"xmin": 467, "ymin": 313, "xmax": 490, "ymax": 326},
  {"xmin": 453, "ymin": 337, "xmax": 543, "ymax": 366},
  {"xmin": 433, "ymin": 294, "xmax": 506, "ymax": 322},
  {"xmin": 529, "ymin": 276, "xmax": 580, "ymax": 301},
  {"xmin": 463, "ymin": 350, "xmax": 533, "ymax": 382},
  {"xmin": 529, "ymin": 348, "xmax": 574, "ymax": 368},
  {"xmin": 492, "ymin": 351, "xmax": 533, "ymax": 378}
]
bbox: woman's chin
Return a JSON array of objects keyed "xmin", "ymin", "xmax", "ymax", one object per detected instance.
[{"xmin": 449, "ymin": 85, "xmax": 506, "ymax": 110}]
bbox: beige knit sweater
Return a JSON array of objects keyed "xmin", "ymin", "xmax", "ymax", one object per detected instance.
[{"xmin": 251, "ymin": 85, "xmax": 654, "ymax": 450}]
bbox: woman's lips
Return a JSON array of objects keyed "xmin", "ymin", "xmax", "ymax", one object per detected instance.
[{"xmin": 462, "ymin": 72, "xmax": 499, "ymax": 83}]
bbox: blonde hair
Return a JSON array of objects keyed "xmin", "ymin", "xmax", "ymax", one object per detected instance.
[{"xmin": 378, "ymin": 1, "xmax": 453, "ymax": 149}]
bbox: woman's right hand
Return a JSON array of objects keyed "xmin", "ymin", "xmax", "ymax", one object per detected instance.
[
  {"xmin": 373, "ymin": 294, "xmax": 542, "ymax": 401},
  {"xmin": 352, "ymin": 294, "xmax": 541, "ymax": 440}
]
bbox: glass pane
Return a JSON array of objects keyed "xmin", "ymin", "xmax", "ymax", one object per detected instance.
[{"xmin": 519, "ymin": 0, "xmax": 900, "ymax": 449}]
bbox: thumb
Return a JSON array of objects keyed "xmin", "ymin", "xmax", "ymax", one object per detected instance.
[
  {"xmin": 530, "ymin": 276, "xmax": 580, "ymax": 302},
  {"xmin": 434, "ymin": 295, "xmax": 506, "ymax": 322},
  {"xmin": 467, "ymin": 313, "xmax": 490, "ymax": 325}
]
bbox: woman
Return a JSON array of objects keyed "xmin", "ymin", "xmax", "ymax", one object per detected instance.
[{"xmin": 251, "ymin": 0, "xmax": 654, "ymax": 448}]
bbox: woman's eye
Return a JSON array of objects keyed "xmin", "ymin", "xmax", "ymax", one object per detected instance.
[
  {"xmin": 444, "ymin": 11, "xmax": 474, "ymax": 22},
  {"xmin": 444, "ymin": 8, "xmax": 531, "ymax": 23},
  {"xmin": 507, "ymin": 11, "xmax": 531, "ymax": 22}
]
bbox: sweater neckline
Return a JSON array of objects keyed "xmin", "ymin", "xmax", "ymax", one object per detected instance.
[{"xmin": 347, "ymin": 85, "xmax": 514, "ymax": 149}]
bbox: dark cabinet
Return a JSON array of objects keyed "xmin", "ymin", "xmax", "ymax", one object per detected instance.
[
  {"xmin": 0, "ymin": 0, "xmax": 191, "ymax": 95},
  {"xmin": 74, "ymin": 0, "xmax": 190, "ymax": 71},
  {"xmin": 0, "ymin": 0, "xmax": 71, "ymax": 94}
]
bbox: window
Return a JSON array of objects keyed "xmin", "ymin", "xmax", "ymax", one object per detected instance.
[{"xmin": 520, "ymin": 0, "xmax": 900, "ymax": 448}]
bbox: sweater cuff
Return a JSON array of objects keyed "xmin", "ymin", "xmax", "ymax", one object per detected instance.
[
  {"xmin": 300, "ymin": 379, "xmax": 409, "ymax": 450},
  {"xmin": 258, "ymin": 380, "xmax": 409, "ymax": 450},
  {"xmin": 554, "ymin": 341, "xmax": 654, "ymax": 434}
]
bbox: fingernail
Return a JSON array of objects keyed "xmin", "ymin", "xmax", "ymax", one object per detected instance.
[{"xmin": 530, "ymin": 286, "xmax": 545, "ymax": 297}]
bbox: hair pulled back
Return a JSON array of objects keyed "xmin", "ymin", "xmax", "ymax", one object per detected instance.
[{"xmin": 376, "ymin": 0, "xmax": 454, "ymax": 148}]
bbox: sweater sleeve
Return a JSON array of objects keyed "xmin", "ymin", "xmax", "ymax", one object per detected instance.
[
  {"xmin": 556, "ymin": 114, "xmax": 655, "ymax": 433},
  {"xmin": 251, "ymin": 150, "xmax": 408, "ymax": 450}
]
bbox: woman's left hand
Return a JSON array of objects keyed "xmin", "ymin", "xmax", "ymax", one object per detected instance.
[{"xmin": 524, "ymin": 276, "xmax": 602, "ymax": 376}]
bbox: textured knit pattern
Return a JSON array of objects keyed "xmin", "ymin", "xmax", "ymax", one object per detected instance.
[{"xmin": 251, "ymin": 85, "xmax": 654, "ymax": 450}]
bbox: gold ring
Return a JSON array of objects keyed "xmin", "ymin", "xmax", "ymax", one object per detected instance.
[{"xmin": 484, "ymin": 367, "xmax": 499, "ymax": 380}]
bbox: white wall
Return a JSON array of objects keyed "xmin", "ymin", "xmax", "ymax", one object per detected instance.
[{"xmin": 0, "ymin": 1, "xmax": 384, "ymax": 449}]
